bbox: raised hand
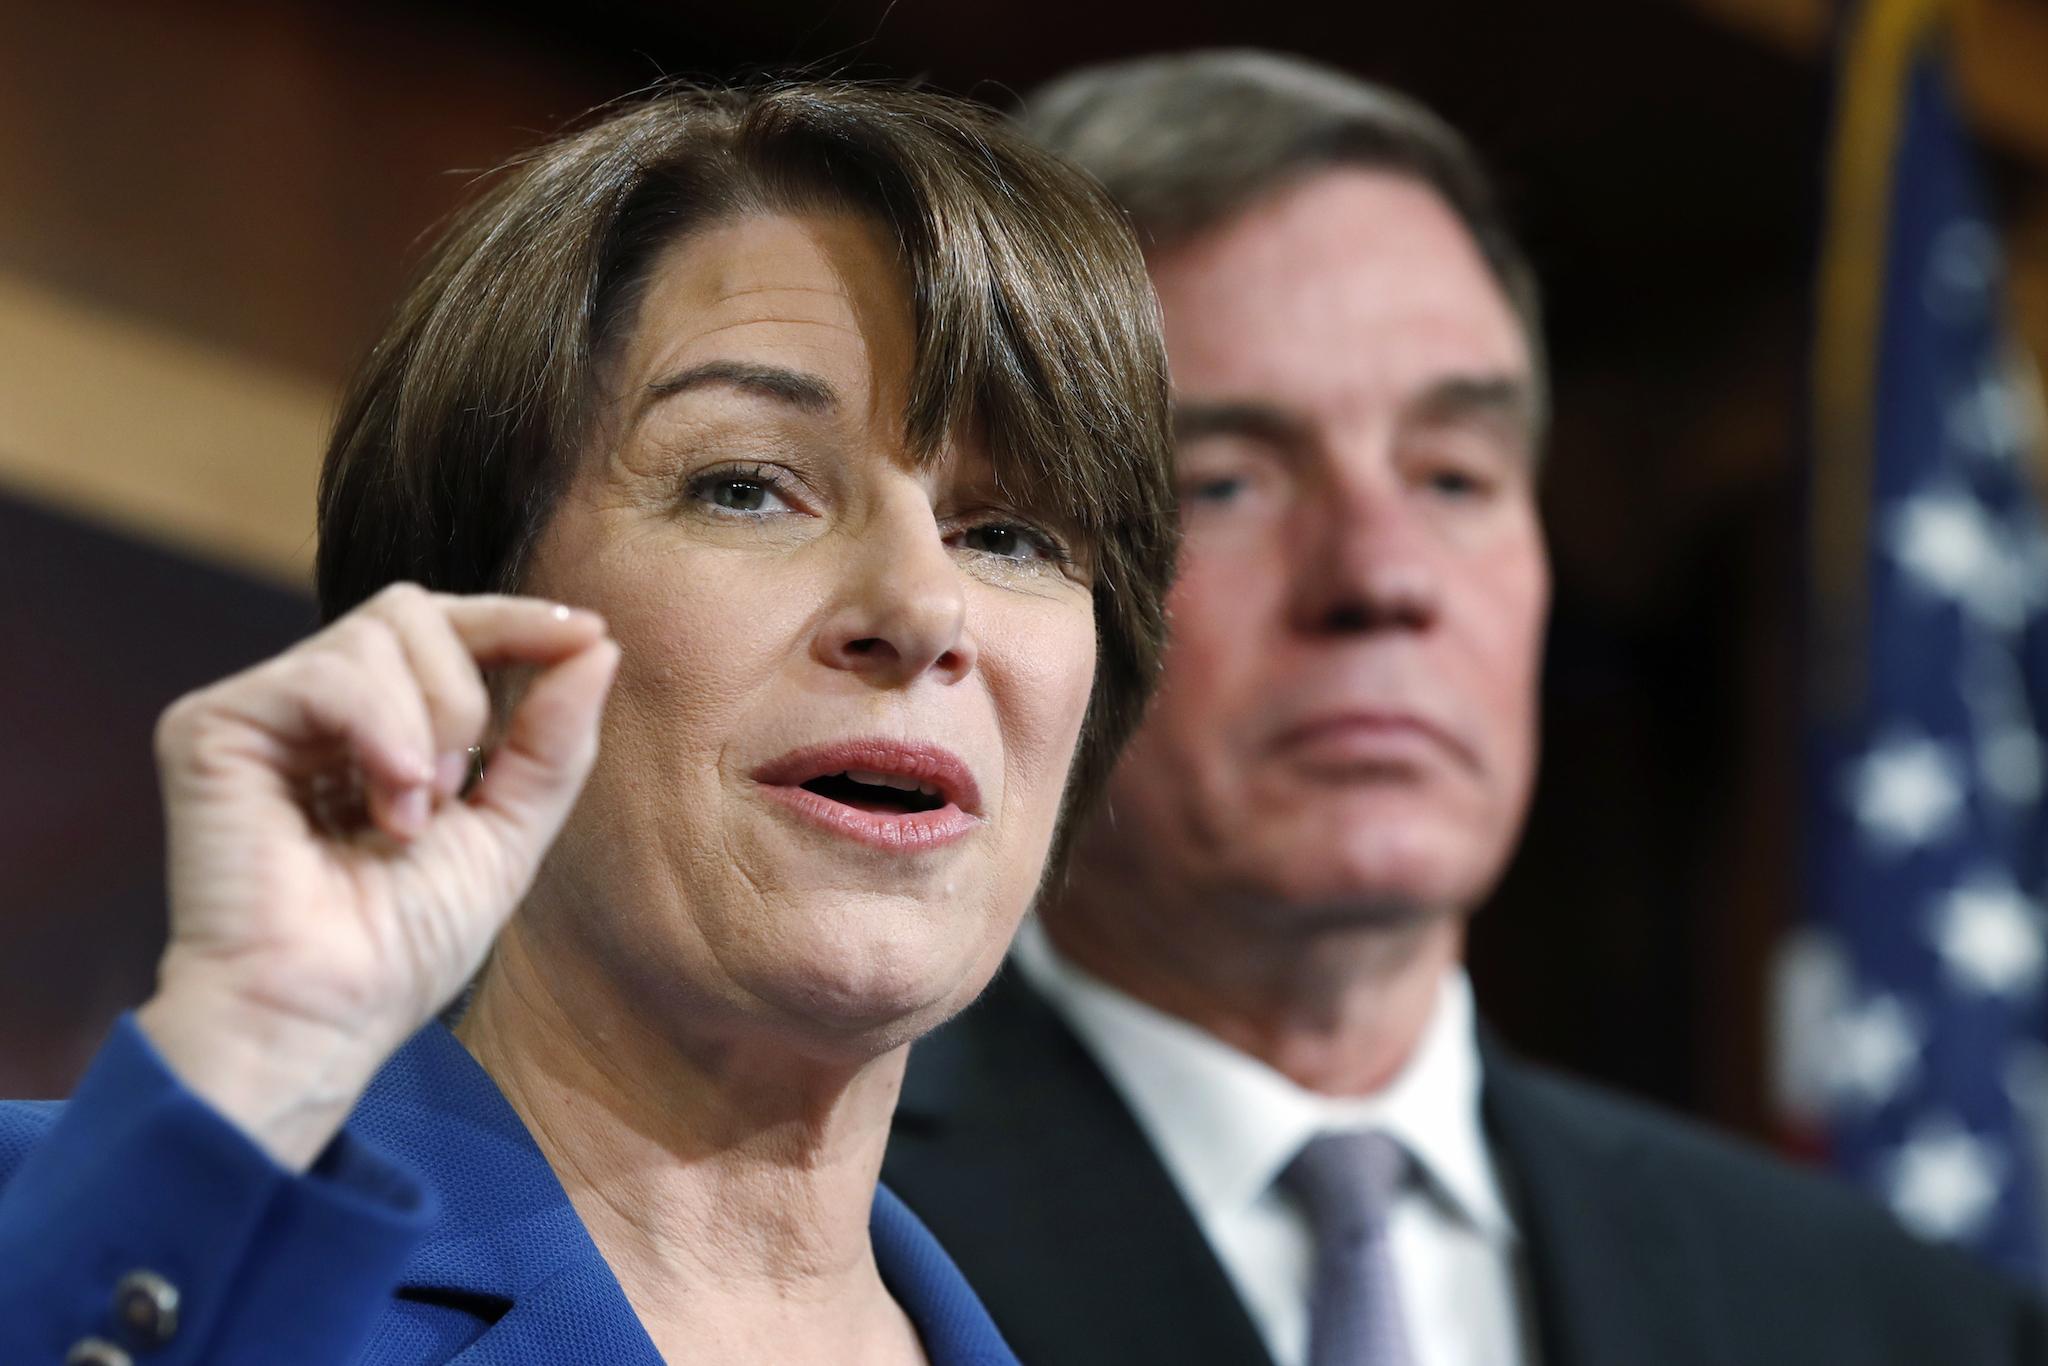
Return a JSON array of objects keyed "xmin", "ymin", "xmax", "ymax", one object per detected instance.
[{"xmin": 134, "ymin": 584, "xmax": 619, "ymax": 1170}]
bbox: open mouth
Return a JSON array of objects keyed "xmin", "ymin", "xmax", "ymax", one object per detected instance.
[
  {"xmin": 751, "ymin": 740, "xmax": 982, "ymax": 851},
  {"xmin": 798, "ymin": 770, "xmax": 949, "ymax": 815}
]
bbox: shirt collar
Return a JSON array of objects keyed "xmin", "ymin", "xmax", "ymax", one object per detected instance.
[{"xmin": 1009, "ymin": 918, "xmax": 1516, "ymax": 1242}]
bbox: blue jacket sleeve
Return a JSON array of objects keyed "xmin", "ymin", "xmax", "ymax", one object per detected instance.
[{"xmin": 0, "ymin": 1015, "xmax": 435, "ymax": 1365}]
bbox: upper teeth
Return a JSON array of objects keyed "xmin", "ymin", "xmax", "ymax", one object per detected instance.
[{"xmin": 845, "ymin": 769, "xmax": 941, "ymax": 797}]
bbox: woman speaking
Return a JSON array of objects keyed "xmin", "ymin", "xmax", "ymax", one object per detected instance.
[{"xmin": 0, "ymin": 82, "xmax": 1174, "ymax": 1365}]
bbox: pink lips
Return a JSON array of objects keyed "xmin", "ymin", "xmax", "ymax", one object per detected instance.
[{"xmin": 751, "ymin": 740, "xmax": 984, "ymax": 853}]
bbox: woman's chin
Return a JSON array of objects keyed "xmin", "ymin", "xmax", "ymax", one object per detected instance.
[{"xmin": 748, "ymin": 933, "xmax": 1004, "ymax": 1059}]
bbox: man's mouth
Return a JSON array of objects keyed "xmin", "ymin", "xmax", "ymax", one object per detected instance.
[{"xmin": 1268, "ymin": 710, "xmax": 1478, "ymax": 774}]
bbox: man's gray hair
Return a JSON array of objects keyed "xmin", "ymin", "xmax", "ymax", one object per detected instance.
[{"xmin": 1023, "ymin": 49, "xmax": 1546, "ymax": 412}]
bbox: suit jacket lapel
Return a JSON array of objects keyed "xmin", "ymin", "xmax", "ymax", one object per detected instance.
[
  {"xmin": 1481, "ymin": 1043, "xmax": 1733, "ymax": 1366},
  {"xmin": 889, "ymin": 966, "xmax": 1276, "ymax": 1366}
]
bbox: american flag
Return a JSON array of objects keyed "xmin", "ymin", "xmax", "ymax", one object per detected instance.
[{"xmin": 1784, "ymin": 0, "xmax": 2048, "ymax": 1281}]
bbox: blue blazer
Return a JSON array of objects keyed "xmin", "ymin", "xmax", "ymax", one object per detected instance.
[{"xmin": 0, "ymin": 1015, "xmax": 1017, "ymax": 1365}]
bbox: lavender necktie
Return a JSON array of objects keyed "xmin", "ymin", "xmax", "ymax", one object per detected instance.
[{"xmin": 1279, "ymin": 1130, "xmax": 1416, "ymax": 1366}]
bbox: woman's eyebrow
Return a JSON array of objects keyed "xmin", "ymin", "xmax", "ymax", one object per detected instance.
[{"xmin": 644, "ymin": 360, "xmax": 841, "ymax": 414}]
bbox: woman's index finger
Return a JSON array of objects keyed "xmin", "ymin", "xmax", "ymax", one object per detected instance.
[{"xmin": 434, "ymin": 594, "xmax": 611, "ymax": 667}]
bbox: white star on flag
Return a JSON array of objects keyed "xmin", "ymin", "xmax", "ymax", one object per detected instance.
[
  {"xmin": 1883, "ymin": 1119, "xmax": 2006, "ymax": 1243},
  {"xmin": 1825, "ymin": 991, "xmax": 1924, "ymax": 1107},
  {"xmin": 1844, "ymin": 732, "xmax": 1968, "ymax": 852},
  {"xmin": 1928, "ymin": 873, "xmax": 2045, "ymax": 997},
  {"xmin": 1945, "ymin": 352, "xmax": 2046, "ymax": 465},
  {"xmin": 1946, "ymin": 368, "xmax": 2036, "ymax": 462},
  {"xmin": 1886, "ymin": 489, "xmax": 2027, "ymax": 630}
]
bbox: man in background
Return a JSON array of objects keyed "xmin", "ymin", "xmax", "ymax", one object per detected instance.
[{"xmin": 884, "ymin": 50, "xmax": 2046, "ymax": 1366}]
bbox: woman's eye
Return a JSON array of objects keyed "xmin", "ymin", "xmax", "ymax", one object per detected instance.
[
  {"xmin": 951, "ymin": 522, "xmax": 1062, "ymax": 563},
  {"xmin": 689, "ymin": 469, "xmax": 795, "ymax": 516},
  {"xmin": 711, "ymin": 480, "xmax": 772, "ymax": 512}
]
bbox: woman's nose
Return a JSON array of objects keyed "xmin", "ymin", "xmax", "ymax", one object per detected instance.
[{"xmin": 812, "ymin": 509, "xmax": 975, "ymax": 688}]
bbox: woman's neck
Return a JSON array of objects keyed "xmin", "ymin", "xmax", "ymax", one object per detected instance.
[{"xmin": 455, "ymin": 926, "xmax": 925, "ymax": 1365}]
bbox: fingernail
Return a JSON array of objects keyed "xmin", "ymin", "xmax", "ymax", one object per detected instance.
[
  {"xmin": 435, "ymin": 751, "xmax": 470, "ymax": 797},
  {"xmin": 551, "ymin": 602, "xmax": 606, "ymax": 630},
  {"xmin": 393, "ymin": 787, "xmax": 430, "ymax": 835}
]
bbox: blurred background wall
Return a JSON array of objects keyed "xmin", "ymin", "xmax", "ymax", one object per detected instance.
[{"xmin": 5, "ymin": 0, "xmax": 2048, "ymax": 1150}]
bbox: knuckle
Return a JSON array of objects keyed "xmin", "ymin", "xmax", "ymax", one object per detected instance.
[
  {"xmin": 372, "ymin": 580, "xmax": 429, "ymax": 611},
  {"xmin": 153, "ymin": 691, "xmax": 204, "ymax": 758},
  {"xmin": 278, "ymin": 650, "xmax": 373, "ymax": 728},
  {"xmin": 380, "ymin": 581, "xmax": 441, "ymax": 635},
  {"xmin": 354, "ymin": 587, "xmax": 426, "ymax": 643},
  {"xmin": 335, "ymin": 614, "xmax": 405, "ymax": 671},
  {"xmin": 443, "ymin": 678, "xmax": 492, "ymax": 739},
  {"xmin": 278, "ymin": 648, "xmax": 342, "ymax": 696}
]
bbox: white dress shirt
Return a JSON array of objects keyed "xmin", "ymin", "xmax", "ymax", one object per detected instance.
[{"xmin": 1010, "ymin": 919, "xmax": 1536, "ymax": 1366}]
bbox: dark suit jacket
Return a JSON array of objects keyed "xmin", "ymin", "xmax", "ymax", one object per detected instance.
[
  {"xmin": 0, "ymin": 1013, "xmax": 1017, "ymax": 1365},
  {"xmin": 884, "ymin": 965, "xmax": 2048, "ymax": 1366}
]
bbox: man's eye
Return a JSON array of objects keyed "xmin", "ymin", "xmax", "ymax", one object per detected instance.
[
  {"xmin": 1185, "ymin": 476, "xmax": 1246, "ymax": 505},
  {"xmin": 1425, "ymin": 468, "xmax": 1487, "ymax": 498},
  {"xmin": 951, "ymin": 522, "xmax": 1062, "ymax": 562}
]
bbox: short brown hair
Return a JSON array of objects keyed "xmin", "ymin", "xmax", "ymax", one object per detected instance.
[
  {"xmin": 1023, "ymin": 50, "xmax": 1547, "ymax": 421},
  {"xmin": 316, "ymin": 82, "xmax": 1177, "ymax": 835}
]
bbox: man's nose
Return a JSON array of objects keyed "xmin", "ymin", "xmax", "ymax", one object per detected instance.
[
  {"xmin": 812, "ymin": 499, "xmax": 976, "ymax": 688},
  {"xmin": 1287, "ymin": 470, "xmax": 1443, "ymax": 636}
]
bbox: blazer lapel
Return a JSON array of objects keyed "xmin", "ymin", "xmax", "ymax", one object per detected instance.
[
  {"xmin": 888, "ymin": 966, "xmax": 1277, "ymax": 1366},
  {"xmin": 1481, "ymin": 1045, "xmax": 1733, "ymax": 1366},
  {"xmin": 345, "ymin": 1023, "xmax": 664, "ymax": 1363},
  {"xmin": 441, "ymin": 1261, "xmax": 663, "ymax": 1365}
]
